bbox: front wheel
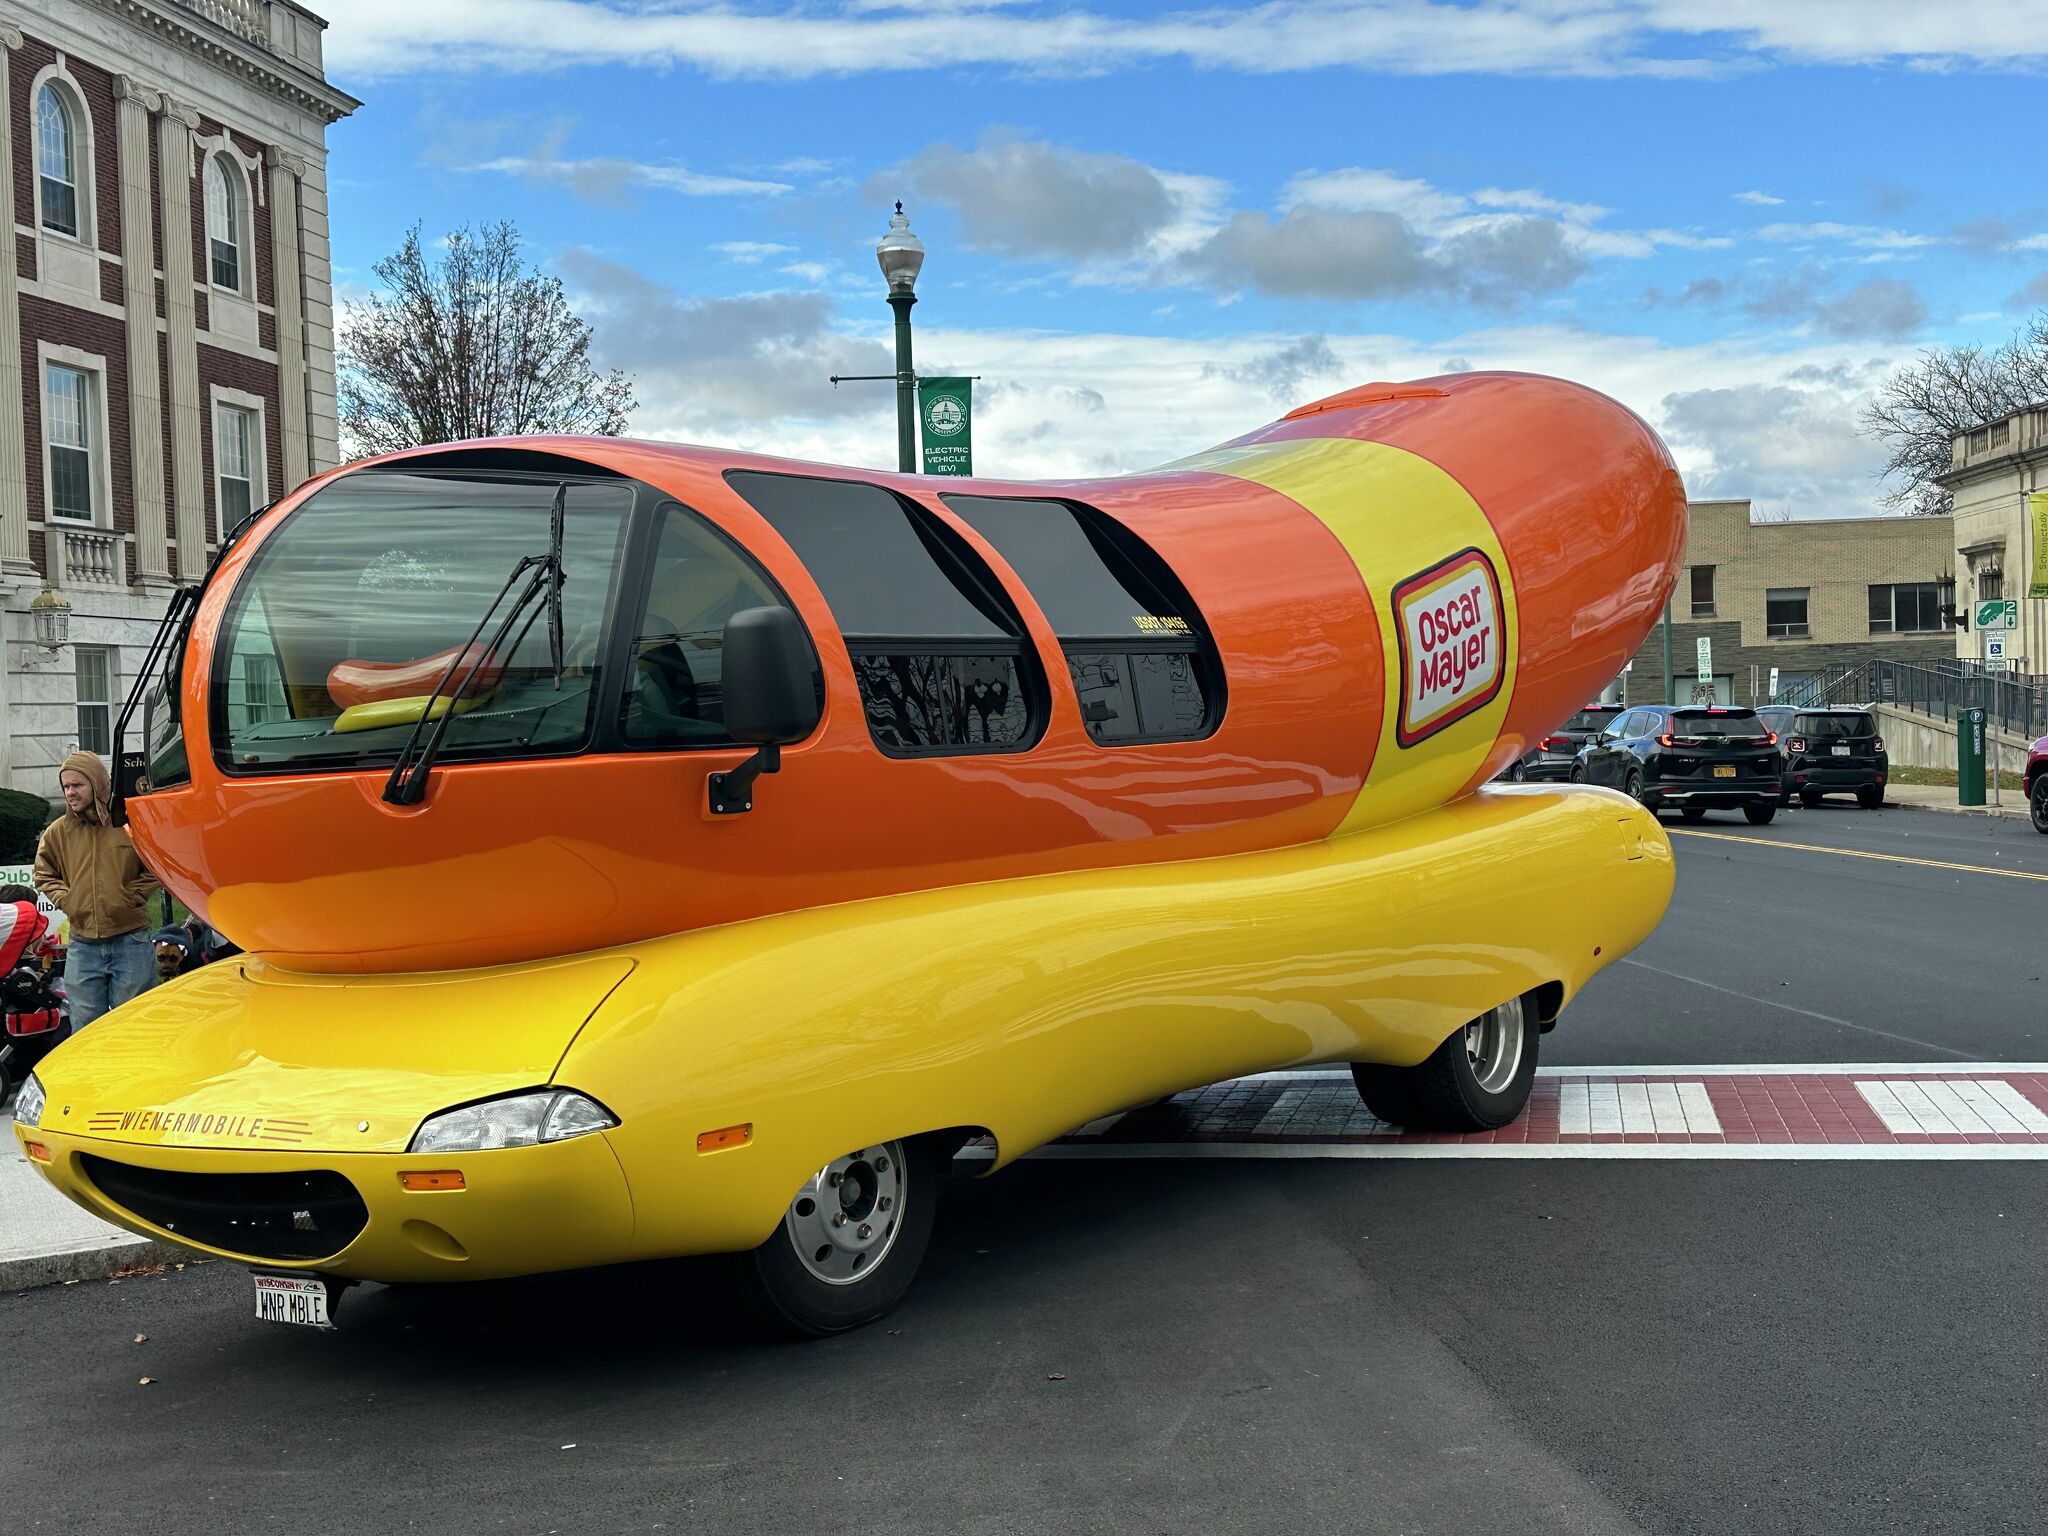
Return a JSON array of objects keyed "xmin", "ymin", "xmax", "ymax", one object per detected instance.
[
  {"xmin": 737, "ymin": 1137, "xmax": 939, "ymax": 1337},
  {"xmin": 1744, "ymin": 802, "xmax": 1777, "ymax": 825},
  {"xmin": 1504, "ymin": 760, "xmax": 1527, "ymax": 782},
  {"xmin": 2031, "ymin": 777, "xmax": 2048, "ymax": 835},
  {"xmin": 1352, "ymin": 995, "xmax": 1539, "ymax": 1132},
  {"xmin": 1568, "ymin": 764, "xmax": 1585, "ymax": 784}
]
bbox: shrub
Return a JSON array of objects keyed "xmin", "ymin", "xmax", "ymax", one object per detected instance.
[{"xmin": 0, "ymin": 787, "xmax": 57, "ymax": 864}]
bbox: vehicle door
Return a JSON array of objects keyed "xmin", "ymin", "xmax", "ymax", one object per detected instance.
[{"xmin": 1585, "ymin": 709, "xmax": 1637, "ymax": 785}]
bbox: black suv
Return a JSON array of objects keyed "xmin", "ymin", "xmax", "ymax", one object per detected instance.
[
  {"xmin": 1500, "ymin": 703, "xmax": 1625, "ymax": 782},
  {"xmin": 1773, "ymin": 707, "xmax": 1887, "ymax": 808},
  {"xmin": 1571, "ymin": 705, "xmax": 1782, "ymax": 823}
]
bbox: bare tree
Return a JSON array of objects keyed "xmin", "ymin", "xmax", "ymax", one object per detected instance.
[
  {"xmin": 1859, "ymin": 315, "xmax": 2048, "ymax": 515},
  {"xmin": 339, "ymin": 222, "xmax": 634, "ymax": 456}
]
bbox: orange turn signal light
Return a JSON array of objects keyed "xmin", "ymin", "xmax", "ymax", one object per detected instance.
[
  {"xmin": 24, "ymin": 1141, "xmax": 50, "ymax": 1163},
  {"xmin": 696, "ymin": 1123, "xmax": 753, "ymax": 1154},
  {"xmin": 399, "ymin": 1170, "xmax": 465, "ymax": 1192}
]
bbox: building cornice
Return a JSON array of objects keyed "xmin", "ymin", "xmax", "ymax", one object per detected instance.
[
  {"xmin": 1934, "ymin": 441, "xmax": 2048, "ymax": 491},
  {"xmin": 74, "ymin": 0, "xmax": 360, "ymax": 124}
]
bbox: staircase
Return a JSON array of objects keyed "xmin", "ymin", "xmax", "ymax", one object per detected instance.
[{"xmin": 1779, "ymin": 658, "xmax": 2048, "ymax": 742}]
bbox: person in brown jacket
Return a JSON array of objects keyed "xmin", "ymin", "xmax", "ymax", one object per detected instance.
[{"xmin": 33, "ymin": 751, "xmax": 162, "ymax": 1028}]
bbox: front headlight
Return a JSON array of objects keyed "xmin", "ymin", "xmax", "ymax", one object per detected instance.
[
  {"xmin": 12, "ymin": 1072, "xmax": 46, "ymax": 1128},
  {"xmin": 409, "ymin": 1089, "xmax": 617, "ymax": 1153}
]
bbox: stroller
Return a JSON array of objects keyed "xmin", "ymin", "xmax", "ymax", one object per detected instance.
[{"xmin": 0, "ymin": 898, "xmax": 69, "ymax": 1098}]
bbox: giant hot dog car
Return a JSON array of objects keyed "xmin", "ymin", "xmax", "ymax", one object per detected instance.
[{"xmin": 14, "ymin": 371, "xmax": 1683, "ymax": 1334}]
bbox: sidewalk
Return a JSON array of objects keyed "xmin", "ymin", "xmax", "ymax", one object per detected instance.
[
  {"xmin": 1879, "ymin": 782, "xmax": 2029, "ymax": 820},
  {"xmin": 1, "ymin": 1134, "xmax": 184, "ymax": 1291}
]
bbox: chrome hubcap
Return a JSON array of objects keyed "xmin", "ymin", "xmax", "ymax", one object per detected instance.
[
  {"xmin": 784, "ymin": 1142, "xmax": 907, "ymax": 1286},
  {"xmin": 1464, "ymin": 997, "xmax": 1529, "ymax": 1096}
]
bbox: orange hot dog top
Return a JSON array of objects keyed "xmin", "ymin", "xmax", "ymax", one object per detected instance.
[{"xmin": 128, "ymin": 371, "xmax": 1684, "ymax": 972}]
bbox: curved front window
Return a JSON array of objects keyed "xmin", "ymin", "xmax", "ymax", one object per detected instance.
[{"xmin": 212, "ymin": 471, "xmax": 632, "ymax": 774}]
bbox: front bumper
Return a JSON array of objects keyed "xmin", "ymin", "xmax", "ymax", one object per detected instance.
[{"xmin": 15, "ymin": 1125, "xmax": 636, "ymax": 1283}]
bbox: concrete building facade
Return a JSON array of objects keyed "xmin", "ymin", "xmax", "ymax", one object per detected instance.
[
  {"xmin": 1621, "ymin": 500, "xmax": 1956, "ymax": 708},
  {"xmin": 0, "ymin": 0, "xmax": 355, "ymax": 797},
  {"xmin": 1938, "ymin": 403, "xmax": 2048, "ymax": 680}
]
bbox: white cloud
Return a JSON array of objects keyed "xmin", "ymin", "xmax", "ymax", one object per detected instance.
[
  {"xmin": 322, "ymin": 1, "xmax": 2048, "ymax": 82},
  {"xmin": 715, "ymin": 241, "xmax": 796, "ymax": 263},
  {"xmin": 473, "ymin": 155, "xmax": 792, "ymax": 204},
  {"xmin": 1758, "ymin": 221, "xmax": 1943, "ymax": 250},
  {"xmin": 1734, "ymin": 190, "xmax": 1785, "ymax": 206}
]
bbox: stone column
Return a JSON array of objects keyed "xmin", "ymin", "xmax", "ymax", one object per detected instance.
[
  {"xmin": 295, "ymin": 153, "xmax": 341, "ymax": 472},
  {"xmin": 116, "ymin": 76, "xmax": 172, "ymax": 588},
  {"xmin": 158, "ymin": 97, "xmax": 208, "ymax": 581},
  {"xmin": 266, "ymin": 145, "xmax": 310, "ymax": 491},
  {"xmin": 0, "ymin": 26, "xmax": 32, "ymax": 578}
]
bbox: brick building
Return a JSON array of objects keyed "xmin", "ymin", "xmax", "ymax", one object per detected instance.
[
  {"xmin": 1621, "ymin": 500, "xmax": 1956, "ymax": 708},
  {"xmin": 0, "ymin": 0, "xmax": 355, "ymax": 797}
]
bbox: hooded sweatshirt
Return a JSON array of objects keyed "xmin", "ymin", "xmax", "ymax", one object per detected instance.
[{"xmin": 33, "ymin": 751, "xmax": 161, "ymax": 941}]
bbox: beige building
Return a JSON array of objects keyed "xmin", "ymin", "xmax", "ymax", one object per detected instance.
[
  {"xmin": 1937, "ymin": 404, "xmax": 2048, "ymax": 678},
  {"xmin": 1622, "ymin": 500, "xmax": 1956, "ymax": 707}
]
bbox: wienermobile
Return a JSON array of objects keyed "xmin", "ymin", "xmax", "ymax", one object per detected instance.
[{"xmin": 14, "ymin": 371, "xmax": 1683, "ymax": 1334}]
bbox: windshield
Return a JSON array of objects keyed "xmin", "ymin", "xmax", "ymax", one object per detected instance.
[
  {"xmin": 213, "ymin": 472, "xmax": 632, "ymax": 774},
  {"xmin": 1669, "ymin": 711, "xmax": 1768, "ymax": 739},
  {"xmin": 1795, "ymin": 713, "xmax": 1875, "ymax": 738},
  {"xmin": 1565, "ymin": 709, "xmax": 1621, "ymax": 732}
]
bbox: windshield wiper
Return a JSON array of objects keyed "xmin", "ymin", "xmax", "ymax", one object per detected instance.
[
  {"xmin": 111, "ymin": 498, "xmax": 282, "ymax": 826},
  {"xmin": 383, "ymin": 483, "xmax": 569, "ymax": 806}
]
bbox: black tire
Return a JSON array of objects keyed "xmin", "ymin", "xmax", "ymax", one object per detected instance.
[
  {"xmin": 1352, "ymin": 996, "xmax": 1540, "ymax": 1132},
  {"xmin": 1680, "ymin": 806, "xmax": 1706, "ymax": 823},
  {"xmin": 1505, "ymin": 760, "xmax": 1527, "ymax": 782},
  {"xmin": 1857, "ymin": 784, "xmax": 1885, "ymax": 809},
  {"xmin": 1799, "ymin": 788, "xmax": 1823, "ymax": 808},
  {"xmin": 2031, "ymin": 777, "xmax": 2048, "ymax": 835},
  {"xmin": 1568, "ymin": 764, "xmax": 1584, "ymax": 783},
  {"xmin": 736, "ymin": 1136, "xmax": 939, "ymax": 1337},
  {"xmin": 1744, "ymin": 802, "xmax": 1777, "ymax": 825}
]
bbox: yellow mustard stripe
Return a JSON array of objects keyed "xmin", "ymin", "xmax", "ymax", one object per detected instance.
[
  {"xmin": 1671, "ymin": 828, "xmax": 2048, "ymax": 883},
  {"xmin": 1172, "ymin": 438, "xmax": 1518, "ymax": 834}
]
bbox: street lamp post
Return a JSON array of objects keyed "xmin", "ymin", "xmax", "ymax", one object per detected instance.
[{"xmin": 876, "ymin": 203, "xmax": 925, "ymax": 474}]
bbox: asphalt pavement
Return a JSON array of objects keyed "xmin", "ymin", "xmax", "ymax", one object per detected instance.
[{"xmin": 5, "ymin": 801, "xmax": 2045, "ymax": 1536}]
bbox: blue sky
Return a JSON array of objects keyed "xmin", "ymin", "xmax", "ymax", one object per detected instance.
[{"xmin": 317, "ymin": 1, "xmax": 2048, "ymax": 517}]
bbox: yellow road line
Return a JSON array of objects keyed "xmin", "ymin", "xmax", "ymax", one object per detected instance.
[{"xmin": 1670, "ymin": 827, "xmax": 2048, "ymax": 883}]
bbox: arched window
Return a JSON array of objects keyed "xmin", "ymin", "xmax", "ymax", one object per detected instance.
[
  {"xmin": 35, "ymin": 83, "xmax": 80, "ymax": 239},
  {"xmin": 207, "ymin": 156, "xmax": 244, "ymax": 292}
]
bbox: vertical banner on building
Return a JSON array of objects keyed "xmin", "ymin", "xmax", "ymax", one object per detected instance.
[
  {"xmin": 2031, "ymin": 492, "xmax": 2048, "ymax": 599},
  {"xmin": 918, "ymin": 377, "xmax": 973, "ymax": 476}
]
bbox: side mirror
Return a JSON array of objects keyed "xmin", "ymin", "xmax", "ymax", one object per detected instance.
[{"xmin": 708, "ymin": 606, "xmax": 820, "ymax": 816}]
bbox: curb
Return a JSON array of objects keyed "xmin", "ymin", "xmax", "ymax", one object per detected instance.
[{"xmin": 1, "ymin": 1236, "xmax": 192, "ymax": 1294}]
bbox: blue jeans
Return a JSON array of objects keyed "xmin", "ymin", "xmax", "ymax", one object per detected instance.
[{"xmin": 66, "ymin": 931, "xmax": 157, "ymax": 1029}]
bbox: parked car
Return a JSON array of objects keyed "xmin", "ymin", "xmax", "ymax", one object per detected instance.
[
  {"xmin": 2028, "ymin": 734, "xmax": 2048, "ymax": 834},
  {"xmin": 1775, "ymin": 707, "xmax": 1887, "ymax": 808},
  {"xmin": 1499, "ymin": 703, "xmax": 1624, "ymax": 781},
  {"xmin": 1571, "ymin": 704, "xmax": 1781, "ymax": 823}
]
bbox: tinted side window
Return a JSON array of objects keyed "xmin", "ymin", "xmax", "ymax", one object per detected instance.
[
  {"xmin": 620, "ymin": 505, "xmax": 810, "ymax": 749},
  {"xmin": 943, "ymin": 494, "xmax": 1222, "ymax": 745},
  {"xmin": 730, "ymin": 472, "xmax": 1042, "ymax": 756}
]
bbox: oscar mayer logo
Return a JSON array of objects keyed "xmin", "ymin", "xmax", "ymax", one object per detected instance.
[{"xmin": 1393, "ymin": 547, "xmax": 1506, "ymax": 748}]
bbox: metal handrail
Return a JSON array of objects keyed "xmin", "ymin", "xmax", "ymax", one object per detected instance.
[{"xmin": 1800, "ymin": 657, "xmax": 2048, "ymax": 739}]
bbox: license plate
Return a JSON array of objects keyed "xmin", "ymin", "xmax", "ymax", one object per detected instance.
[
  {"xmin": 1832, "ymin": 746, "xmax": 1851, "ymax": 756},
  {"xmin": 253, "ymin": 1273, "xmax": 332, "ymax": 1329},
  {"xmin": 1713, "ymin": 765, "xmax": 1736, "ymax": 778}
]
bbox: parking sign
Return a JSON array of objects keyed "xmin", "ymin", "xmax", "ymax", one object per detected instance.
[
  {"xmin": 1976, "ymin": 598, "xmax": 2017, "ymax": 630},
  {"xmin": 1986, "ymin": 633, "xmax": 2010, "ymax": 662}
]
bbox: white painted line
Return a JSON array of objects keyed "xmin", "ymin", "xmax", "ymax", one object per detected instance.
[
  {"xmin": 1676, "ymin": 1082, "xmax": 1721, "ymax": 1135},
  {"xmin": 1558, "ymin": 1082, "xmax": 1590, "ymax": 1135},
  {"xmin": 1248, "ymin": 1063, "xmax": 2048, "ymax": 1083},
  {"xmin": 1619, "ymin": 1081, "xmax": 1655, "ymax": 1135},
  {"xmin": 1857, "ymin": 1079, "xmax": 2048, "ymax": 1135},
  {"xmin": 994, "ymin": 1141, "xmax": 2048, "ymax": 1163}
]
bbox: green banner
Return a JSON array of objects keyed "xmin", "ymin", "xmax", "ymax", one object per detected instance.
[
  {"xmin": 2032, "ymin": 492, "xmax": 2048, "ymax": 600},
  {"xmin": 918, "ymin": 377, "xmax": 973, "ymax": 476}
]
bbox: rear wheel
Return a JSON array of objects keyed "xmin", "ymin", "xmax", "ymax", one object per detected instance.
[
  {"xmin": 1744, "ymin": 802, "xmax": 1777, "ymax": 825},
  {"xmin": 1799, "ymin": 788, "xmax": 1823, "ymax": 808},
  {"xmin": 737, "ymin": 1137, "xmax": 939, "ymax": 1337},
  {"xmin": 1679, "ymin": 806, "xmax": 1706, "ymax": 823},
  {"xmin": 1857, "ymin": 784, "xmax": 1885, "ymax": 809},
  {"xmin": 1352, "ymin": 996, "xmax": 1540, "ymax": 1132},
  {"xmin": 1505, "ymin": 760, "xmax": 1527, "ymax": 782}
]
